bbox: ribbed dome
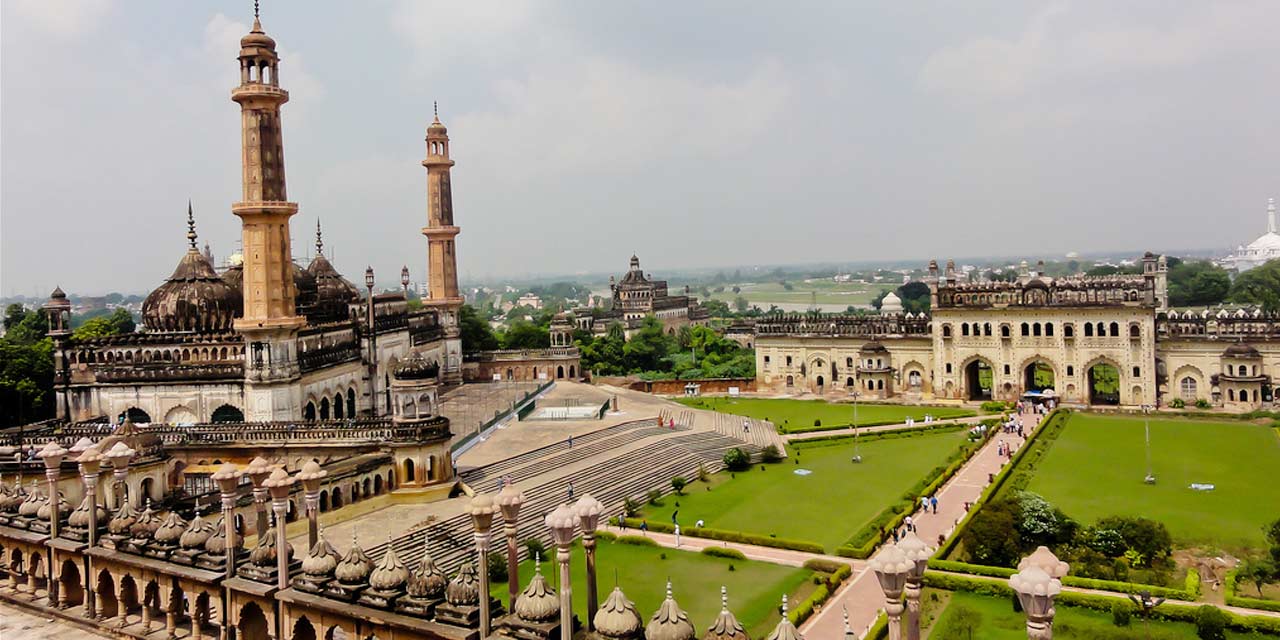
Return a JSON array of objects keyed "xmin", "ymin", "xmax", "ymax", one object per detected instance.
[
  {"xmin": 221, "ymin": 262, "xmax": 318, "ymax": 321},
  {"xmin": 306, "ymin": 223, "xmax": 360, "ymax": 322},
  {"xmin": 108, "ymin": 498, "xmax": 138, "ymax": 535},
  {"xmin": 249, "ymin": 524, "xmax": 293, "ymax": 567},
  {"xmin": 1224, "ymin": 342, "xmax": 1262, "ymax": 358},
  {"xmin": 393, "ymin": 351, "xmax": 440, "ymax": 381},
  {"xmin": 368, "ymin": 545, "xmax": 410, "ymax": 591},
  {"xmin": 335, "ymin": 537, "xmax": 374, "ymax": 585},
  {"xmin": 240, "ymin": 17, "xmax": 276, "ymax": 50},
  {"xmin": 68, "ymin": 494, "xmax": 108, "ymax": 529},
  {"xmin": 703, "ymin": 588, "xmax": 749, "ymax": 640},
  {"xmin": 180, "ymin": 513, "xmax": 217, "ymax": 549},
  {"xmin": 0, "ymin": 481, "xmax": 15, "ymax": 512},
  {"xmin": 406, "ymin": 546, "xmax": 448, "ymax": 598},
  {"xmin": 37, "ymin": 491, "xmax": 69, "ymax": 521},
  {"xmin": 302, "ymin": 532, "xmax": 342, "ymax": 577},
  {"xmin": 143, "ymin": 244, "xmax": 241, "ymax": 332},
  {"xmin": 17, "ymin": 482, "xmax": 43, "ymax": 517},
  {"xmin": 513, "ymin": 562, "xmax": 558, "ymax": 623},
  {"xmin": 445, "ymin": 562, "xmax": 480, "ymax": 606},
  {"xmin": 204, "ymin": 515, "xmax": 240, "ymax": 554},
  {"xmin": 595, "ymin": 586, "xmax": 644, "ymax": 639},
  {"xmin": 646, "ymin": 583, "xmax": 696, "ymax": 640},
  {"xmin": 129, "ymin": 502, "xmax": 163, "ymax": 538},
  {"xmin": 155, "ymin": 511, "xmax": 189, "ymax": 545}
]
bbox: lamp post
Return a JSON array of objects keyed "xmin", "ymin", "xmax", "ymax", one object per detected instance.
[
  {"xmin": 545, "ymin": 503, "xmax": 578, "ymax": 640},
  {"xmin": 103, "ymin": 442, "xmax": 135, "ymax": 510},
  {"xmin": 1009, "ymin": 565, "xmax": 1062, "ymax": 640},
  {"xmin": 575, "ymin": 494, "xmax": 604, "ymax": 630},
  {"xmin": 366, "ymin": 266, "xmax": 378, "ymax": 417},
  {"xmin": 262, "ymin": 467, "xmax": 296, "ymax": 590},
  {"xmin": 210, "ymin": 463, "xmax": 243, "ymax": 581},
  {"xmin": 1142, "ymin": 404, "xmax": 1156, "ymax": 484},
  {"xmin": 466, "ymin": 493, "xmax": 498, "ymax": 638},
  {"xmin": 401, "ymin": 265, "xmax": 410, "ymax": 297},
  {"xmin": 495, "ymin": 482, "xmax": 525, "ymax": 610},
  {"xmin": 37, "ymin": 441, "xmax": 68, "ymax": 607},
  {"xmin": 898, "ymin": 531, "xmax": 935, "ymax": 640},
  {"xmin": 244, "ymin": 456, "xmax": 272, "ymax": 540},
  {"xmin": 297, "ymin": 461, "xmax": 327, "ymax": 551},
  {"xmin": 75, "ymin": 445, "xmax": 103, "ymax": 615},
  {"xmin": 851, "ymin": 389, "xmax": 863, "ymax": 462},
  {"xmin": 869, "ymin": 544, "xmax": 911, "ymax": 640}
]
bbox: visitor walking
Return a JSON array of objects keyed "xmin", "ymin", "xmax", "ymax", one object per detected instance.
[
  {"xmin": 921, "ymin": 496, "xmax": 929, "ymax": 512},
  {"xmin": 567, "ymin": 481, "xmax": 574, "ymax": 500},
  {"xmin": 930, "ymin": 496, "xmax": 938, "ymax": 514},
  {"xmin": 892, "ymin": 528, "xmax": 900, "ymax": 543},
  {"xmin": 904, "ymin": 515, "xmax": 914, "ymax": 532},
  {"xmin": 567, "ymin": 435, "xmax": 573, "ymax": 449}
]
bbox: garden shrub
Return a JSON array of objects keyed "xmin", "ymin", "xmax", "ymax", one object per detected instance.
[
  {"xmin": 671, "ymin": 476, "xmax": 687, "ymax": 495},
  {"xmin": 1111, "ymin": 600, "xmax": 1132, "ymax": 626},
  {"xmin": 523, "ymin": 538, "xmax": 546, "ymax": 559},
  {"xmin": 1195, "ymin": 398, "xmax": 1211, "ymax": 409},
  {"xmin": 647, "ymin": 489, "xmax": 663, "ymax": 505},
  {"xmin": 616, "ymin": 535, "xmax": 658, "ymax": 547},
  {"xmin": 700, "ymin": 546, "xmax": 746, "ymax": 560},
  {"xmin": 487, "ymin": 550, "xmax": 509, "ymax": 582},
  {"xmin": 595, "ymin": 530, "xmax": 617, "ymax": 542},
  {"xmin": 1195, "ymin": 605, "xmax": 1228, "ymax": 640},
  {"xmin": 981, "ymin": 400, "xmax": 1009, "ymax": 412},
  {"xmin": 623, "ymin": 497, "xmax": 640, "ymax": 517},
  {"xmin": 760, "ymin": 444, "xmax": 783, "ymax": 463},
  {"xmin": 722, "ymin": 447, "xmax": 751, "ymax": 471},
  {"xmin": 803, "ymin": 558, "xmax": 845, "ymax": 574},
  {"xmin": 1170, "ymin": 398, "xmax": 1186, "ymax": 408}
]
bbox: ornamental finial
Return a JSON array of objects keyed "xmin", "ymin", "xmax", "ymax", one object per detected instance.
[
  {"xmin": 187, "ymin": 201, "xmax": 198, "ymax": 250},
  {"xmin": 315, "ymin": 220, "xmax": 324, "ymax": 255}
]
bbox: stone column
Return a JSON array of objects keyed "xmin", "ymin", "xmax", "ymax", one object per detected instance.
[
  {"xmin": 885, "ymin": 596, "xmax": 905, "ymax": 640},
  {"xmin": 141, "ymin": 598, "xmax": 152, "ymax": 633},
  {"xmin": 272, "ymin": 503, "xmax": 290, "ymax": 590}
]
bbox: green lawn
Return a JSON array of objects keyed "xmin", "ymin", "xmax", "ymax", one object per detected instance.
[
  {"xmin": 705, "ymin": 280, "xmax": 885, "ymax": 308},
  {"xmin": 488, "ymin": 538, "xmax": 809, "ymax": 638},
  {"xmin": 675, "ymin": 397, "xmax": 975, "ymax": 431},
  {"xmin": 929, "ymin": 590, "xmax": 1273, "ymax": 639},
  {"xmin": 642, "ymin": 428, "xmax": 969, "ymax": 550},
  {"xmin": 1023, "ymin": 414, "xmax": 1280, "ymax": 552}
]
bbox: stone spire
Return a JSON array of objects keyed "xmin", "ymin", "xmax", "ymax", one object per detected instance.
[
  {"xmin": 315, "ymin": 219, "xmax": 325, "ymax": 255},
  {"xmin": 187, "ymin": 200, "xmax": 198, "ymax": 250},
  {"xmin": 645, "ymin": 581, "xmax": 695, "ymax": 640},
  {"xmin": 763, "ymin": 596, "xmax": 803, "ymax": 640},
  {"xmin": 1269, "ymin": 197, "xmax": 1276, "ymax": 234},
  {"xmin": 703, "ymin": 586, "xmax": 749, "ymax": 640}
]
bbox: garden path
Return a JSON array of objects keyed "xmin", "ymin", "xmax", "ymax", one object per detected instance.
[{"xmin": 783, "ymin": 414, "xmax": 988, "ymax": 442}]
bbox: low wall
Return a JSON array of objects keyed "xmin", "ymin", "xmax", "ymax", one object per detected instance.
[{"xmin": 636, "ymin": 377, "xmax": 757, "ymax": 395}]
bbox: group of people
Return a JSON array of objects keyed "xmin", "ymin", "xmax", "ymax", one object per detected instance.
[{"xmin": 904, "ymin": 414, "xmax": 939, "ymax": 428}]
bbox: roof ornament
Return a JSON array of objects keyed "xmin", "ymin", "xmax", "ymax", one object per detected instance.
[
  {"xmin": 187, "ymin": 200, "xmax": 198, "ymax": 250},
  {"xmin": 254, "ymin": 0, "xmax": 260, "ymax": 20},
  {"xmin": 315, "ymin": 220, "xmax": 324, "ymax": 256}
]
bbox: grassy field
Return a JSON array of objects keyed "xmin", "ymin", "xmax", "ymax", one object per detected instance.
[
  {"xmin": 929, "ymin": 590, "xmax": 1273, "ymax": 639},
  {"xmin": 1023, "ymin": 413, "xmax": 1280, "ymax": 552},
  {"xmin": 676, "ymin": 397, "xmax": 975, "ymax": 431},
  {"xmin": 488, "ymin": 538, "xmax": 810, "ymax": 638},
  {"xmin": 641, "ymin": 428, "xmax": 969, "ymax": 550},
  {"xmin": 704, "ymin": 279, "xmax": 887, "ymax": 309}
]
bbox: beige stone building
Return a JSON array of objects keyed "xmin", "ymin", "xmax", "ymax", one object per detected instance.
[
  {"xmin": 576, "ymin": 255, "xmax": 709, "ymax": 338},
  {"xmin": 755, "ymin": 254, "xmax": 1279, "ymax": 409}
]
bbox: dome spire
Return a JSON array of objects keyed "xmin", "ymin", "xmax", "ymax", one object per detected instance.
[
  {"xmin": 315, "ymin": 220, "xmax": 324, "ymax": 256},
  {"xmin": 187, "ymin": 200, "xmax": 198, "ymax": 250},
  {"xmin": 252, "ymin": 0, "xmax": 262, "ymax": 30},
  {"xmin": 1268, "ymin": 197, "xmax": 1276, "ymax": 235}
]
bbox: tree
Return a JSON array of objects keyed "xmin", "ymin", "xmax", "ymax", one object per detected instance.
[
  {"xmin": 1094, "ymin": 516, "xmax": 1172, "ymax": 567},
  {"xmin": 1230, "ymin": 259, "xmax": 1280, "ymax": 311},
  {"xmin": 946, "ymin": 603, "xmax": 982, "ymax": 640},
  {"xmin": 960, "ymin": 498, "xmax": 1022, "ymax": 567},
  {"xmin": 501, "ymin": 320, "xmax": 550, "ymax": 350},
  {"xmin": 458, "ymin": 304, "xmax": 499, "ymax": 354},
  {"xmin": 676, "ymin": 325, "xmax": 693, "ymax": 349},
  {"xmin": 1194, "ymin": 605, "xmax": 1228, "ymax": 640},
  {"xmin": 1, "ymin": 304, "xmax": 55, "ymax": 427},
  {"xmin": 622, "ymin": 317, "xmax": 673, "ymax": 372},
  {"xmin": 1167, "ymin": 261, "xmax": 1231, "ymax": 307},
  {"xmin": 72, "ymin": 308, "xmax": 135, "ymax": 340},
  {"xmin": 1237, "ymin": 558, "xmax": 1277, "ymax": 597},
  {"xmin": 1266, "ymin": 517, "xmax": 1280, "ymax": 563},
  {"xmin": 734, "ymin": 296, "xmax": 748, "ymax": 312},
  {"xmin": 671, "ymin": 476, "xmax": 687, "ymax": 495},
  {"xmin": 723, "ymin": 447, "xmax": 750, "ymax": 471},
  {"xmin": 4, "ymin": 304, "xmax": 47, "ymax": 344}
]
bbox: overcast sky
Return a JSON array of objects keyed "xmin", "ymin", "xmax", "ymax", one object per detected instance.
[{"xmin": 3, "ymin": 1, "xmax": 1279, "ymax": 296}]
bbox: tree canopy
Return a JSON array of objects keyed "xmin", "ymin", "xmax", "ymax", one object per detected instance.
[
  {"xmin": 1166, "ymin": 260, "xmax": 1231, "ymax": 307},
  {"xmin": 1, "ymin": 305, "xmax": 54, "ymax": 427},
  {"xmin": 1229, "ymin": 259, "xmax": 1280, "ymax": 311}
]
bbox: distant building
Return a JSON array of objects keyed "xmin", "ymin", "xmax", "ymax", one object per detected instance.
[
  {"xmin": 516, "ymin": 292, "xmax": 543, "ymax": 309},
  {"xmin": 1225, "ymin": 198, "xmax": 1280, "ymax": 273},
  {"xmin": 577, "ymin": 255, "xmax": 708, "ymax": 338}
]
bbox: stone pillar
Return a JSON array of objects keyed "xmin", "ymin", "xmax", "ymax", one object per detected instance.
[
  {"xmin": 503, "ymin": 517, "xmax": 519, "ymax": 609},
  {"xmin": 905, "ymin": 579, "xmax": 921, "ymax": 640},
  {"xmin": 583, "ymin": 528, "xmax": 599, "ymax": 631},
  {"xmin": 272, "ymin": 501, "xmax": 290, "ymax": 590},
  {"xmin": 253, "ymin": 486, "xmax": 269, "ymax": 540},
  {"xmin": 557, "ymin": 543, "xmax": 572, "ymax": 640},
  {"xmin": 885, "ymin": 597, "xmax": 904, "ymax": 640},
  {"xmin": 142, "ymin": 599, "xmax": 153, "ymax": 633},
  {"xmin": 476, "ymin": 537, "xmax": 491, "ymax": 638},
  {"xmin": 83, "ymin": 467, "xmax": 100, "ymax": 618},
  {"xmin": 305, "ymin": 488, "xmax": 320, "ymax": 551}
]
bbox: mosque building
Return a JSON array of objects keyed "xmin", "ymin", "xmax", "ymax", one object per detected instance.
[{"xmin": 1224, "ymin": 198, "xmax": 1280, "ymax": 272}]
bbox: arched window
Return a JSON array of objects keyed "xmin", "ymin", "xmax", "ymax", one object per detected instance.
[
  {"xmin": 1033, "ymin": 323, "xmax": 1042, "ymax": 337},
  {"xmin": 984, "ymin": 323, "xmax": 992, "ymax": 336},
  {"xmin": 1084, "ymin": 323, "xmax": 1093, "ymax": 337},
  {"xmin": 1180, "ymin": 377, "xmax": 1197, "ymax": 400},
  {"xmin": 333, "ymin": 394, "xmax": 344, "ymax": 420},
  {"xmin": 1064, "ymin": 324, "xmax": 1074, "ymax": 337},
  {"xmin": 347, "ymin": 388, "xmax": 356, "ymax": 418},
  {"xmin": 1021, "ymin": 322, "xmax": 1030, "ymax": 336},
  {"xmin": 1001, "ymin": 325, "xmax": 1010, "ymax": 338},
  {"xmin": 942, "ymin": 325, "xmax": 952, "ymax": 338},
  {"xmin": 1228, "ymin": 389, "xmax": 1236, "ymax": 401},
  {"xmin": 962, "ymin": 324, "xmax": 970, "ymax": 337},
  {"xmin": 1045, "ymin": 323, "xmax": 1054, "ymax": 337},
  {"xmin": 1109, "ymin": 322, "xmax": 1120, "ymax": 337},
  {"xmin": 1129, "ymin": 324, "xmax": 1140, "ymax": 338},
  {"xmin": 319, "ymin": 398, "xmax": 330, "ymax": 420}
]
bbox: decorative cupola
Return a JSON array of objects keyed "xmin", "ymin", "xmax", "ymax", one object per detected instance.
[
  {"xmin": 104, "ymin": 497, "xmax": 138, "ymax": 547},
  {"xmin": 141, "ymin": 203, "xmax": 242, "ymax": 332},
  {"xmin": 593, "ymin": 586, "xmax": 644, "ymax": 640},
  {"xmin": 17, "ymin": 481, "xmax": 45, "ymax": 519},
  {"xmin": 174, "ymin": 508, "xmax": 217, "ymax": 564},
  {"xmin": 763, "ymin": 596, "xmax": 804, "ymax": 640},
  {"xmin": 513, "ymin": 555, "xmax": 558, "ymax": 623},
  {"xmin": 437, "ymin": 559, "xmax": 504, "ymax": 630},
  {"xmin": 645, "ymin": 582, "xmax": 696, "ymax": 640},
  {"xmin": 295, "ymin": 529, "xmax": 342, "ymax": 593},
  {"xmin": 327, "ymin": 531, "xmax": 374, "ymax": 600},
  {"xmin": 703, "ymin": 587, "xmax": 749, "ymax": 640},
  {"xmin": 129, "ymin": 500, "xmax": 163, "ymax": 542},
  {"xmin": 154, "ymin": 510, "xmax": 190, "ymax": 548},
  {"xmin": 446, "ymin": 562, "xmax": 481, "ymax": 607},
  {"xmin": 65, "ymin": 493, "xmax": 109, "ymax": 542},
  {"xmin": 195, "ymin": 514, "xmax": 242, "ymax": 571},
  {"xmin": 397, "ymin": 536, "xmax": 449, "ymax": 618},
  {"xmin": 360, "ymin": 540, "xmax": 411, "ymax": 608}
]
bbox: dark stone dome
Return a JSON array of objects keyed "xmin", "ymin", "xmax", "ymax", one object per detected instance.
[
  {"xmin": 307, "ymin": 254, "xmax": 359, "ymax": 322},
  {"xmin": 860, "ymin": 341, "xmax": 888, "ymax": 354},
  {"xmin": 1224, "ymin": 342, "xmax": 1261, "ymax": 358},
  {"xmin": 220, "ymin": 261, "xmax": 319, "ymax": 321},
  {"xmin": 142, "ymin": 249, "xmax": 242, "ymax": 332},
  {"xmin": 394, "ymin": 351, "xmax": 440, "ymax": 381}
]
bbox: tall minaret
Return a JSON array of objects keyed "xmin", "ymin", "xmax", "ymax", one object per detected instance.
[
  {"xmin": 421, "ymin": 103, "xmax": 464, "ymax": 383},
  {"xmin": 231, "ymin": 3, "xmax": 306, "ymax": 420}
]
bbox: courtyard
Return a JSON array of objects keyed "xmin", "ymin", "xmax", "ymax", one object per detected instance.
[
  {"xmin": 675, "ymin": 396, "xmax": 974, "ymax": 432},
  {"xmin": 640, "ymin": 427, "xmax": 971, "ymax": 551},
  {"xmin": 1021, "ymin": 413, "xmax": 1280, "ymax": 553},
  {"xmin": 488, "ymin": 537, "xmax": 813, "ymax": 638}
]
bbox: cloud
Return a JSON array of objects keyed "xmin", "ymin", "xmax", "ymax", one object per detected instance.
[{"xmin": 8, "ymin": 0, "xmax": 109, "ymax": 37}]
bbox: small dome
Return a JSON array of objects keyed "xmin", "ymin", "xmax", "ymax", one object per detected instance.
[
  {"xmin": 36, "ymin": 491, "xmax": 70, "ymax": 521},
  {"xmin": 180, "ymin": 513, "xmax": 217, "ymax": 549},
  {"xmin": 368, "ymin": 545, "xmax": 410, "ymax": 591},
  {"xmin": 703, "ymin": 588, "xmax": 749, "ymax": 640},
  {"xmin": 240, "ymin": 17, "xmax": 277, "ymax": 50},
  {"xmin": 68, "ymin": 494, "xmax": 108, "ymax": 529},
  {"xmin": 513, "ymin": 562, "xmax": 558, "ymax": 623},
  {"xmin": 763, "ymin": 596, "xmax": 803, "ymax": 640},
  {"xmin": 645, "ymin": 583, "xmax": 696, "ymax": 640},
  {"xmin": 129, "ymin": 502, "xmax": 163, "ymax": 539},
  {"xmin": 393, "ymin": 351, "xmax": 440, "ymax": 381},
  {"xmin": 142, "ymin": 249, "xmax": 242, "ymax": 332},
  {"xmin": 155, "ymin": 511, "xmax": 190, "ymax": 545},
  {"xmin": 427, "ymin": 113, "xmax": 448, "ymax": 136},
  {"xmin": 595, "ymin": 586, "xmax": 644, "ymax": 639},
  {"xmin": 445, "ymin": 562, "xmax": 481, "ymax": 606},
  {"xmin": 860, "ymin": 341, "xmax": 888, "ymax": 354},
  {"xmin": 204, "ymin": 515, "xmax": 241, "ymax": 554},
  {"xmin": 17, "ymin": 482, "xmax": 44, "ymax": 517},
  {"xmin": 249, "ymin": 524, "xmax": 293, "ymax": 567},
  {"xmin": 0, "ymin": 481, "xmax": 16, "ymax": 513},
  {"xmin": 335, "ymin": 537, "xmax": 374, "ymax": 585},
  {"xmin": 880, "ymin": 291, "xmax": 903, "ymax": 314},
  {"xmin": 220, "ymin": 262, "xmax": 318, "ymax": 320},
  {"xmin": 302, "ymin": 532, "xmax": 342, "ymax": 577},
  {"xmin": 407, "ymin": 546, "xmax": 448, "ymax": 598},
  {"xmin": 108, "ymin": 498, "xmax": 138, "ymax": 535},
  {"xmin": 1224, "ymin": 342, "xmax": 1261, "ymax": 359}
]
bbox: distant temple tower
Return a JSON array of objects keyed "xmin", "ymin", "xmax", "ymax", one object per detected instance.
[
  {"xmin": 421, "ymin": 105, "xmax": 464, "ymax": 383},
  {"xmin": 231, "ymin": 6, "xmax": 306, "ymax": 419}
]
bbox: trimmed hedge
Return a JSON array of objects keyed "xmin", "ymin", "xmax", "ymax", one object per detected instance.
[
  {"xmin": 924, "ymin": 571, "xmax": 1280, "ymax": 635},
  {"xmin": 930, "ymin": 559, "xmax": 1198, "ymax": 601},
  {"xmin": 1225, "ymin": 568, "xmax": 1280, "ymax": 613},
  {"xmin": 788, "ymin": 560, "xmax": 854, "ymax": 625},
  {"xmin": 620, "ymin": 518, "xmax": 826, "ymax": 554},
  {"xmin": 615, "ymin": 535, "xmax": 658, "ymax": 547},
  {"xmin": 700, "ymin": 546, "xmax": 747, "ymax": 560},
  {"xmin": 802, "ymin": 558, "xmax": 846, "ymax": 574},
  {"xmin": 865, "ymin": 612, "xmax": 889, "ymax": 639},
  {"xmin": 595, "ymin": 530, "xmax": 618, "ymax": 542}
]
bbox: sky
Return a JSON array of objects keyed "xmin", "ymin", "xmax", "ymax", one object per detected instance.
[{"xmin": 3, "ymin": 1, "xmax": 1279, "ymax": 297}]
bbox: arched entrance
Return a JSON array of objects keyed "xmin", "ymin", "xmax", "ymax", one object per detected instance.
[
  {"xmin": 964, "ymin": 359, "xmax": 993, "ymax": 401},
  {"xmin": 58, "ymin": 559, "xmax": 83, "ymax": 607},
  {"xmin": 815, "ymin": 375, "xmax": 825, "ymax": 391},
  {"xmin": 239, "ymin": 602, "xmax": 270, "ymax": 640},
  {"xmin": 304, "ymin": 402, "xmax": 316, "ymax": 421},
  {"xmin": 96, "ymin": 569, "xmax": 118, "ymax": 619},
  {"xmin": 333, "ymin": 394, "xmax": 345, "ymax": 420},
  {"xmin": 404, "ymin": 459, "xmax": 415, "ymax": 484},
  {"xmin": 557, "ymin": 365, "xmax": 565, "ymax": 379},
  {"xmin": 1088, "ymin": 361, "xmax": 1120, "ymax": 405},
  {"xmin": 120, "ymin": 407, "xmax": 151, "ymax": 423},
  {"xmin": 1024, "ymin": 361, "xmax": 1055, "ymax": 392},
  {"xmin": 319, "ymin": 398, "xmax": 330, "ymax": 420},
  {"xmin": 294, "ymin": 617, "xmax": 319, "ymax": 640},
  {"xmin": 347, "ymin": 388, "xmax": 356, "ymax": 417},
  {"xmin": 211, "ymin": 404, "xmax": 245, "ymax": 423}
]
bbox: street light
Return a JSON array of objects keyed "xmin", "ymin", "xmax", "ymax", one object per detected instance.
[
  {"xmin": 37, "ymin": 441, "xmax": 68, "ymax": 607},
  {"xmin": 262, "ymin": 467, "xmax": 296, "ymax": 591},
  {"xmin": 365, "ymin": 266, "xmax": 378, "ymax": 417},
  {"xmin": 210, "ymin": 463, "xmax": 243, "ymax": 580},
  {"xmin": 1142, "ymin": 404, "xmax": 1156, "ymax": 484},
  {"xmin": 495, "ymin": 482, "xmax": 525, "ymax": 610},
  {"xmin": 75, "ymin": 445, "xmax": 103, "ymax": 616},
  {"xmin": 103, "ymin": 442, "xmax": 135, "ymax": 509},
  {"xmin": 869, "ymin": 543, "xmax": 911, "ymax": 640},
  {"xmin": 401, "ymin": 266, "xmax": 410, "ymax": 296},
  {"xmin": 244, "ymin": 456, "xmax": 273, "ymax": 538},
  {"xmin": 575, "ymin": 494, "xmax": 604, "ymax": 630},
  {"xmin": 467, "ymin": 493, "xmax": 498, "ymax": 638},
  {"xmin": 1009, "ymin": 565, "xmax": 1062, "ymax": 640},
  {"xmin": 545, "ymin": 503, "xmax": 578, "ymax": 640},
  {"xmin": 898, "ymin": 531, "xmax": 934, "ymax": 640},
  {"xmin": 1127, "ymin": 590, "xmax": 1166, "ymax": 640},
  {"xmin": 297, "ymin": 460, "xmax": 328, "ymax": 551}
]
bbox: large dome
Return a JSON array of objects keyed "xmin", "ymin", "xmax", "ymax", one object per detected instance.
[
  {"xmin": 143, "ymin": 249, "xmax": 241, "ymax": 333},
  {"xmin": 220, "ymin": 261, "xmax": 319, "ymax": 320},
  {"xmin": 1245, "ymin": 232, "xmax": 1280, "ymax": 252},
  {"xmin": 306, "ymin": 223, "xmax": 360, "ymax": 322}
]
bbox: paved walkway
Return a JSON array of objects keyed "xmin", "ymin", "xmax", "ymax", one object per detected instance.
[
  {"xmin": 0, "ymin": 602, "xmax": 111, "ymax": 640},
  {"xmin": 802, "ymin": 410, "xmax": 1034, "ymax": 639},
  {"xmin": 600, "ymin": 524, "xmax": 861, "ymax": 569},
  {"xmin": 783, "ymin": 414, "xmax": 988, "ymax": 442}
]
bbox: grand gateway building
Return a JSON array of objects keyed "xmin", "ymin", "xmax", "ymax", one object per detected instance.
[{"xmin": 755, "ymin": 254, "xmax": 1280, "ymax": 409}]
